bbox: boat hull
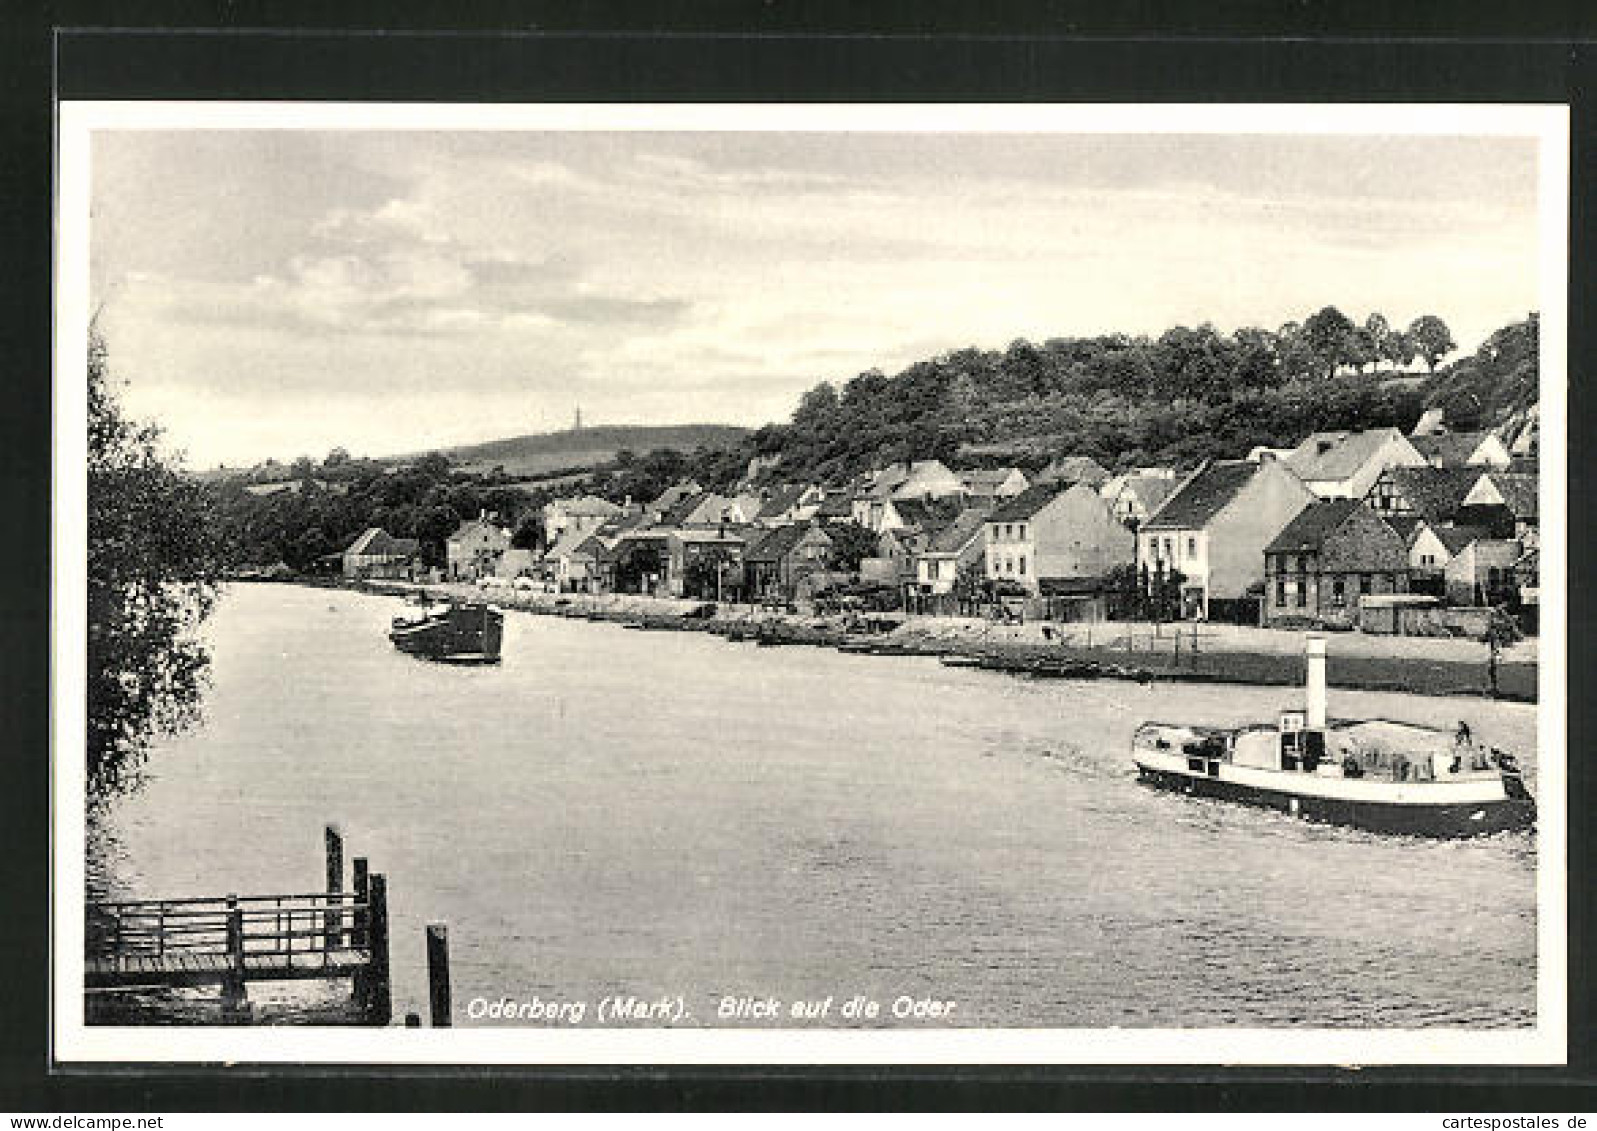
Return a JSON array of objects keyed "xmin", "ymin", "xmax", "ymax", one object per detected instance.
[
  {"xmin": 1134, "ymin": 759, "xmax": 1535, "ymax": 839},
  {"xmin": 389, "ymin": 603, "xmax": 504, "ymax": 663}
]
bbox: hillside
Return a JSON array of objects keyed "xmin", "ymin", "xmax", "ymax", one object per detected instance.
[{"xmin": 401, "ymin": 423, "xmax": 750, "ymax": 479}]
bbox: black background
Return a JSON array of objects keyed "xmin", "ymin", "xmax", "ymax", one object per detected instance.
[{"xmin": 3, "ymin": 3, "xmax": 1595, "ymax": 1112}]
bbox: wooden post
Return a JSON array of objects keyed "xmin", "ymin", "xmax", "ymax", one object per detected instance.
[
  {"xmin": 221, "ymin": 893, "xmax": 247, "ymax": 1016},
  {"xmin": 366, "ymin": 873, "xmax": 392, "ymax": 1025},
  {"xmin": 426, "ymin": 922, "xmax": 452, "ymax": 1028},
  {"xmin": 324, "ymin": 824, "xmax": 344, "ymax": 951},
  {"xmin": 351, "ymin": 857, "xmax": 369, "ymax": 948}
]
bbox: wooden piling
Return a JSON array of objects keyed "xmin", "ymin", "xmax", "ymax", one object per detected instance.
[
  {"xmin": 324, "ymin": 824, "xmax": 344, "ymax": 951},
  {"xmin": 351, "ymin": 857, "xmax": 369, "ymax": 948},
  {"xmin": 221, "ymin": 893, "xmax": 247, "ymax": 1015},
  {"xmin": 426, "ymin": 922, "xmax": 452, "ymax": 1028},
  {"xmin": 366, "ymin": 873, "xmax": 392, "ymax": 1025}
]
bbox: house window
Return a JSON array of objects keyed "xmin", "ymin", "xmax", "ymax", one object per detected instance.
[
  {"xmin": 1005, "ymin": 524, "xmax": 1014, "ymax": 540},
  {"xmin": 1018, "ymin": 556, "xmax": 1027, "ymax": 576},
  {"xmin": 1018, "ymin": 524, "xmax": 1027, "ymax": 541},
  {"xmin": 1295, "ymin": 581, "xmax": 1306, "ymax": 608},
  {"xmin": 1275, "ymin": 579, "xmax": 1286, "ymax": 606},
  {"xmin": 1331, "ymin": 577, "xmax": 1346, "ymax": 606},
  {"xmin": 1186, "ymin": 536, "xmax": 1197, "ymax": 559},
  {"xmin": 1420, "ymin": 553, "xmax": 1435, "ymax": 567},
  {"xmin": 1163, "ymin": 537, "xmax": 1174, "ymax": 560},
  {"xmin": 1359, "ymin": 574, "xmax": 1372, "ymax": 595}
]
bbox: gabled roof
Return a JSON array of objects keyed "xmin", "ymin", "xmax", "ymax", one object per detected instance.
[
  {"xmin": 816, "ymin": 491, "xmax": 854, "ymax": 518},
  {"xmin": 1118, "ymin": 474, "xmax": 1179, "ymax": 514},
  {"xmin": 989, "ymin": 481, "xmax": 1075, "ymax": 522},
  {"xmin": 1141, "ymin": 461, "xmax": 1259, "ymax": 531},
  {"xmin": 923, "ymin": 507, "xmax": 989, "ymax": 556},
  {"xmin": 760, "ymin": 483, "xmax": 814, "ymax": 517},
  {"xmin": 1265, "ymin": 499, "xmax": 1361, "ymax": 554},
  {"xmin": 345, "ymin": 527, "xmax": 419, "ymax": 558},
  {"xmin": 648, "ymin": 480, "xmax": 701, "ymax": 513},
  {"xmin": 959, "ymin": 467, "xmax": 1025, "ymax": 492},
  {"xmin": 659, "ymin": 490, "xmax": 710, "ymax": 527},
  {"xmin": 554, "ymin": 494, "xmax": 623, "ymax": 517},
  {"xmin": 1410, "ymin": 431, "xmax": 1492, "ymax": 466},
  {"xmin": 1486, "ymin": 472, "xmax": 1538, "ymax": 520},
  {"xmin": 1380, "ymin": 466, "xmax": 1488, "ymax": 521},
  {"xmin": 1383, "ymin": 515, "xmax": 1423, "ymax": 545},
  {"xmin": 548, "ymin": 530, "xmax": 599, "ymax": 560},
  {"xmin": 1284, "ymin": 427, "xmax": 1408, "ymax": 482},
  {"xmin": 865, "ymin": 460, "xmax": 959, "ymax": 499},
  {"xmin": 1038, "ymin": 454, "xmax": 1109, "ymax": 486},
  {"xmin": 743, "ymin": 522, "xmax": 832, "ymax": 563},
  {"xmin": 1421, "ymin": 522, "xmax": 1492, "ymax": 556},
  {"xmin": 889, "ymin": 496, "xmax": 964, "ymax": 532}
]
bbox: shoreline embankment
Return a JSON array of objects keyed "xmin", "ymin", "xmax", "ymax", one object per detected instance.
[{"xmin": 347, "ymin": 579, "xmax": 1536, "ymax": 703}]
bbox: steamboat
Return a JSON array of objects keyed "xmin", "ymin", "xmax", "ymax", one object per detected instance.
[
  {"xmin": 389, "ymin": 598, "xmax": 504, "ymax": 664},
  {"xmin": 1132, "ymin": 636, "xmax": 1534, "ymax": 838}
]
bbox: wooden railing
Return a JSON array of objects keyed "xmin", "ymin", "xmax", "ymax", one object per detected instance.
[{"xmin": 86, "ymin": 828, "xmax": 393, "ymax": 1023}]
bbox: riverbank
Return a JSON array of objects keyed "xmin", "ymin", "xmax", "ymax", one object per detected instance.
[{"xmin": 356, "ymin": 580, "xmax": 1537, "ymax": 702}]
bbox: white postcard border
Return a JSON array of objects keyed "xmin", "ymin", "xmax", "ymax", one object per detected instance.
[{"xmin": 53, "ymin": 100, "xmax": 1570, "ymax": 1066}]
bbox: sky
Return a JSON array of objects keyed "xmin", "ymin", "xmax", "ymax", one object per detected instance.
[{"xmin": 88, "ymin": 128, "xmax": 1543, "ymax": 470}]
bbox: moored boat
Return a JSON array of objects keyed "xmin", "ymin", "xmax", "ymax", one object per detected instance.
[
  {"xmin": 389, "ymin": 599, "xmax": 504, "ymax": 664},
  {"xmin": 1132, "ymin": 636, "xmax": 1534, "ymax": 838}
]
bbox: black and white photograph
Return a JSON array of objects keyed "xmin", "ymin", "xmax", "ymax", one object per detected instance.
[{"xmin": 53, "ymin": 102, "xmax": 1566, "ymax": 1065}]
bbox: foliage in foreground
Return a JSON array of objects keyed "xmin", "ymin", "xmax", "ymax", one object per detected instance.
[{"xmin": 88, "ymin": 330, "xmax": 224, "ymax": 798}]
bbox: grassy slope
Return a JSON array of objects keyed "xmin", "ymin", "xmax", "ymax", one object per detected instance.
[{"xmin": 407, "ymin": 424, "xmax": 750, "ymax": 477}]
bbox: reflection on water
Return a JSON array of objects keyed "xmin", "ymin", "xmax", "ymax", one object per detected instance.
[{"xmin": 87, "ymin": 583, "xmax": 1538, "ymax": 1028}]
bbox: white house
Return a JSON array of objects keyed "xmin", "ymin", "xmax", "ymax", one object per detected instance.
[
  {"xmin": 1138, "ymin": 459, "xmax": 1316, "ymax": 618},
  {"xmin": 446, "ymin": 514, "xmax": 512, "ymax": 581},
  {"xmin": 1282, "ymin": 427, "xmax": 1428, "ymax": 499}
]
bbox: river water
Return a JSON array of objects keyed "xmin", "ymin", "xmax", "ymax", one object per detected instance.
[{"xmin": 87, "ymin": 582, "xmax": 1538, "ymax": 1029}]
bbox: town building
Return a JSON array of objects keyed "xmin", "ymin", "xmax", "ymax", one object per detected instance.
[
  {"xmin": 341, "ymin": 527, "xmax": 420, "ymax": 580},
  {"xmin": 1262, "ymin": 499, "xmax": 1409, "ymax": 628},
  {"xmin": 543, "ymin": 494, "xmax": 623, "ymax": 543},
  {"xmin": 958, "ymin": 467, "xmax": 1030, "ymax": 506},
  {"xmin": 1461, "ymin": 471, "xmax": 1538, "ymax": 549},
  {"xmin": 1036, "ymin": 454, "xmax": 1110, "ymax": 488},
  {"xmin": 1138, "ymin": 459, "xmax": 1316, "ymax": 620},
  {"xmin": 852, "ymin": 460, "xmax": 965, "ymax": 531},
  {"xmin": 1364, "ymin": 465, "xmax": 1491, "ymax": 526},
  {"xmin": 984, "ymin": 480, "xmax": 1132, "ymax": 595},
  {"xmin": 1408, "ymin": 430, "xmax": 1513, "ymax": 468},
  {"xmin": 914, "ymin": 508, "xmax": 989, "ymax": 597},
  {"xmin": 445, "ymin": 514, "xmax": 512, "ymax": 581},
  {"xmin": 541, "ymin": 530, "xmax": 594, "ymax": 590},
  {"xmin": 666, "ymin": 529, "xmax": 746, "ymax": 600},
  {"xmin": 1099, "ymin": 470, "xmax": 1180, "ymax": 530},
  {"xmin": 754, "ymin": 483, "xmax": 825, "ymax": 526},
  {"xmin": 646, "ymin": 480, "xmax": 702, "ymax": 523},
  {"xmin": 743, "ymin": 524, "xmax": 835, "ymax": 602},
  {"xmin": 1282, "ymin": 427, "xmax": 1428, "ymax": 499}
]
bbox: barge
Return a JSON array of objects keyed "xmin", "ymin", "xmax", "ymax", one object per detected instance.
[{"xmin": 389, "ymin": 600, "xmax": 504, "ymax": 664}]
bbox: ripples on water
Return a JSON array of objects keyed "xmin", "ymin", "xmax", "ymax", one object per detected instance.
[{"xmin": 85, "ymin": 584, "xmax": 1539, "ymax": 1029}]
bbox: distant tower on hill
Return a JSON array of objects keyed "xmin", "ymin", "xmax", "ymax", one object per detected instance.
[{"xmin": 573, "ymin": 405, "xmax": 583, "ymax": 431}]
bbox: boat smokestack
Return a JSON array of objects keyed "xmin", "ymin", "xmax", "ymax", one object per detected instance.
[{"xmin": 1305, "ymin": 634, "xmax": 1327, "ymax": 731}]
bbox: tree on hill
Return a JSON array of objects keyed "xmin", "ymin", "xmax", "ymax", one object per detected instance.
[
  {"xmin": 1301, "ymin": 306, "xmax": 1357, "ymax": 378},
  {"xmin": 1407, "ymin": 314, "xmax": 1457, "ymax": 374}
]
